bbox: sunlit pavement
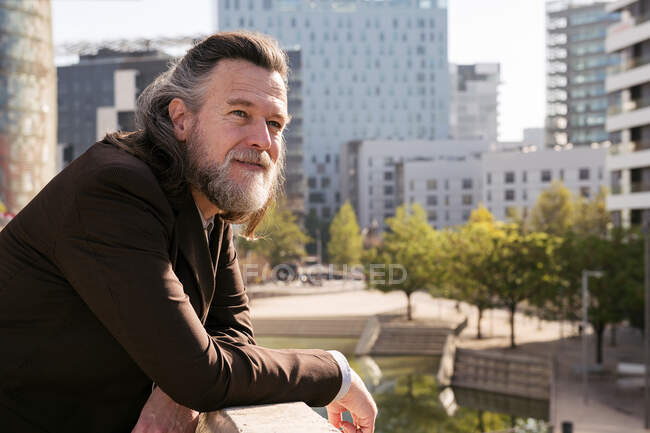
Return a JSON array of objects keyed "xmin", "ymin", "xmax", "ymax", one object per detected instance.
[{"xmin": 249, "ymin": 281, "xmax": 649, "ymax": 432}]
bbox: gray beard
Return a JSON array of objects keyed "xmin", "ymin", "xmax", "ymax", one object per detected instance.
[{"xmin": 185, "ymin": 128, "xmax": 282, "ymax": 214}]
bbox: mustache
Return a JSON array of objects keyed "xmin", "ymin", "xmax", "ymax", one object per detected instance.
[{"xmin": 226, "ymin": 148, "xmax": 272, "ymax": 169}]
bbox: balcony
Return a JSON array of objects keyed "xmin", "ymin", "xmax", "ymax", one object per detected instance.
[
  {"xmin": 606, "ymin": 54, "xmax": 650, "ymax": 92},
  {"xmin": 606, "ymin": 13, "xmax": 650, "ymax": 53},
  {"xmin": 607, "ymin": 145, "xmax": 650, "ymax": 171},
  {"xmin": 606, "ymin": 97, "xmax": 650, "ymax": 132}
]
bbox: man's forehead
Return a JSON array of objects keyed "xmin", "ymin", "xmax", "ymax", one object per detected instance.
[{"xmin": 209, "ymin": 59, "xmax": 288, "ymax": 114}]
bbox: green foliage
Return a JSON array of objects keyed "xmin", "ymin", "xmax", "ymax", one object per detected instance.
[
  {"xmin": 327, "ymin": 201, "xmax": 363, "ymax": 266},
  {"xmin": 481, "ymin": 224, "xmax": 561, "ymax": 347},
  {"xmin": 530, "ymin": 180, "xmax": 574, "ymax": 235},
  {"xmin": 441, "ymin": 206, "xmax": 498, "ymax": 338},
  {"xmin": 238, "ymin": 203, "xmax": 310, "ymax": 268},
  {"xmin": 365, "ymin": 204, "xmax": 441, "ymax": 320},
  {"xmin": 572, "ymin": 186, "xmax": 611, "ymax": 237}
]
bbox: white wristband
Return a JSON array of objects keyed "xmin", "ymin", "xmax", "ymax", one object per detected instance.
[{"xmin": 327, "ymin": 350, "xmax": 352, "ymax": 402}]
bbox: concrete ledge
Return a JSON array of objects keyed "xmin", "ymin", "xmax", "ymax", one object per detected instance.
[{"xmin": 197, "ymin": 402, "xmax": 339, "ymax": 433}]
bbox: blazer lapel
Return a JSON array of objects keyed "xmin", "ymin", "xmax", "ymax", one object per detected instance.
[{"xmin": 173, "ymin": 192, "xmax": 215, "ymax": 322}]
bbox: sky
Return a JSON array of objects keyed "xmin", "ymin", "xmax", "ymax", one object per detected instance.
[{"xmin": 51, "ymin": 0, "xmax": 549, "ymax": 141}]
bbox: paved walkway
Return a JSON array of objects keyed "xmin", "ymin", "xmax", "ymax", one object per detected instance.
[{"xmin": 248, "ymin": 283, "xmax": 649, "ymax": 432}]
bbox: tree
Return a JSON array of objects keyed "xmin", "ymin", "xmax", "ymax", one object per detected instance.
[
  {"xmin": 530, "ymin": 180, "xmax": 574, "ymax": 235},
  {"xmin": 327, "ymin": 201, "xmax": 363, "ymax": 266},
  {"xmin": 483, "ymin": 224, "xmax": 561, "ymax": 347},
  {"xmin": 560, "ymin": 228, "xmax": 643, "ymax": 364},
  {"xmin": 365, "ymin": 204, "xmax": 439, "ymax": 320},
  {"xmin": 573, "ymin": 186, "xmax": 611, "ymax": 237},
  {"xmin": 441, "ymin": 205, "xmax": 498, "ymax": 339},
  {"xmin": 238, "ymin": 202, "xmax": 310, "ymax": 268}
]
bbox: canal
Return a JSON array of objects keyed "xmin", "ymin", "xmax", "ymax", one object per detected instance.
[{"xmin": 257, "ymin": 336, "xmax": 549, "ymax": 433}]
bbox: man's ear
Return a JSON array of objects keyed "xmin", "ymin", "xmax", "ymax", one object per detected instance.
[{"xmin": 169, "ymin": 98, "xmax": 194, "ymax": 141}]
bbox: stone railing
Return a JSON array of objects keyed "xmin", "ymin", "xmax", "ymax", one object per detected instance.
[{"xmin": 197, "ymin": 402, "xmax": 339, "ymax": 433}]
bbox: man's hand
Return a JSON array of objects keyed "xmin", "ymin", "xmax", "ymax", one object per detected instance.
[
  {"xmin": 132, "ymin": 386, "xmax": 199, "ymax": 433},
  {"xmin": 326, "ymin": 370, "xmax": 377, "ymax": 433}
]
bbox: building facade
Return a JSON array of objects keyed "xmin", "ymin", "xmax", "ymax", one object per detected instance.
[
  {"xmin": 340, "ymin": 139, "xmax": 487, "ymax": 230},
  {"xmin": 449, "ymin": 63, "xmax": 500, "ymax": 144},
  {"xmin": 546, "ymin": 0, "xmax": 620, "ymax": 149},
  {"xmin": 0, "ymin": 0, "xmax": 57, "ymax": 214},
  {"xmin": 605, "ymin": 0, "xmax": 650, "ymax": 226},
  {"xmin": 218, "ymin": 0, "xmax": 450, "ymax": 221},
  {"xmin": 483, "ymin": 145, "xmax": 609, "ymax": 221},
  {"xmin": 56, "ymin": 49, "xmax": 172, "ymax": 169}
]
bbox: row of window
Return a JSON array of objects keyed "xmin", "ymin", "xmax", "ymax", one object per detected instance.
[
  {"xmin": 487, "ymin": 185, "xmax": 592, "ymax": 202},
  {"xmin": 486, "ymin": 167, "xmax": 601, "ymax": 185}
]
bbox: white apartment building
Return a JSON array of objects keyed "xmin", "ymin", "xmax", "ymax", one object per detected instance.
[
  {"xmin": 340, "ymin": 139, "xmax": 488, "ymax": 230},
  {"xmin": 449, "ymin": 63, "xmax": 500, "ymax": 144},
  {"xmin": 217, "ymin": 0, "xmax": 450, "ymax": 221},
  {"xmin": 604, "ymin": 0, "xmax": 650, "ymax": 227},
  {"xmin": 483, "ymin": 146, "xmax": 609, "ymax": 220}
]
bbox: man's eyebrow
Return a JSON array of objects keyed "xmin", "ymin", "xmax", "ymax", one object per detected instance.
[{"xmin": 226, "ymin": 98, "xmax": 254, "ymax": 107}]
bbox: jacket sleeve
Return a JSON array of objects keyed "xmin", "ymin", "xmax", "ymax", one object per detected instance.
[
  {"xmin": 53, "ymin": 165, "xmax": 341, "ymax": 411},
  {"xmin": 204, "ymin": 223, "xmax": 256, "ymax": 346}
]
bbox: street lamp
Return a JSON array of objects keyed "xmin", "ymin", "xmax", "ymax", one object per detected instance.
[{"xmin": 582, "ymin": 269, "xmax": 604, "ymax": 404}]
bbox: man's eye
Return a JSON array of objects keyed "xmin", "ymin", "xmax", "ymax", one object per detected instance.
[
  {"xmin": 232, "ymin": 110, "xmax": 247, "ymax": 118},
  {"xmin": 267, "ymin": 120, "xmax": 283, "ymax": 129}
]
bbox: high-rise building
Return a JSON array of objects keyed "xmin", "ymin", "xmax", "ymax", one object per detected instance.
[
  {"xmin": 57, "ymin": 49, "xmax": 172, "ymax": 169},
  {"xmin": 449, "ymin": 63, "xmax": 500, "ymax": 144},
  {"xmin": 218, "ymin": 0, "xmax": 450, "ymax": 221},
  {"xmin": 546, "ymin": 0, "xmax": 620, "ymax": 149},
  {"xmin": 0, "ymin": 0, "xmax": 57, "ymax": 215},
  {"xmin": 605, "ymin": 0, "xmax": 650, "ymax": 227}
]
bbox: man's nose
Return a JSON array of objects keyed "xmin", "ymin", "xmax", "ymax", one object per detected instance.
[{"xmin": 246, "ymin": 118, "xmax": 272, "ymax": 151}]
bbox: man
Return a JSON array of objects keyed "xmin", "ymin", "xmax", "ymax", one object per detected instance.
[{"xmin": 0, "ymin": 32, "xmax": 376, "ymax": 433}]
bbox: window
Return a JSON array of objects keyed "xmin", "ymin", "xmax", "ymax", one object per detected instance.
[
  {"xmin": 487, "ymin": 190, "xmax": 492, "ymax": 202},
  {"xmin": 505, "ymin": 190, "xmax": 516, "ymax": 201},
  {"xmin": 462, "ymin": 210, "xmax": 470, "ymax": 221},
  {"xmin": 579, "ymin": 168, "xmax": 590, "ymax": 181},
  {"xmin": 505, "ymin": 172, "xmax": 515, "ymax": 184},
  {"xmin": 385, "ymin": 200, "xmax": 394, "ymax": 209},
  {"xmin": 384, "ymin": 171, "xmax": 393, "ymax": 181},
  {"xmin": 486, "ymin": 172, "xmax": 492, "ymax": 185},
  {"xmin": 541, "ymin": 170, "xmax": 552, "ymax": 182},
  {"xmin": 409, "ymin": 180, "xmax": 414, "ymax": 191},
  {"xmin": 462, "ymin": 194, "xmax": 472, "ymax": 205},
  {"xmin": 309, "ymin": 192, "xmax": 325, "ymax": 203},
  {"xmin": 427, "ymin": 179, "xmax": 437, "ymax": 190},
  {"xmin": 322, "ymin": 207, "xmax": 331, "ymax": 218},
  {"xmin": 580, "ymin": 186, "xmax": 590, "ymax": 198},
  {"xmin": 369, "ymin": 186, "xmax": 373, "ymax": 195},
  {"xmin": 384, "ymin": 185, "xmax": 394, "ymax": 195},
  {"xmin": 428, "ymin": 210, "xmax": 438, "ymax": 222},
  {"xmin": 321, "ymin": 177, "xmax": 330, "ymax": 188},
  {"xmin": 462, "ymin": 178, "xmax": 473, "ymax": 189},
  {"xmin": 444, "ymin": 179, "xmax": 449, "ymax": 190},
  {"xmin": 445, "ymin": 195, "xmax": 449, "ymax": 205},
  {"xmin": 560, "ymin": 169, "xmax": 565, "ymax": 181},
  {"xmin": 427, "ymin": 195, "xmax": 438, "ymax": 206},
  {"xmin": 308, "ymin": 177, "xmax": 317, "ymax": 188},
  {"xmin": 522, "ymin": 171, "xmax": 528, "ymax": 183},
  {"xmin": 523, "ymin": 189, "xmax": 528, "ymax": 201}
]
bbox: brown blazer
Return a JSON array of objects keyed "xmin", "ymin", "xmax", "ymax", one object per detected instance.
[{"xmin": 0, "ymin": 141, "xmax": 341, "ymax": 432}]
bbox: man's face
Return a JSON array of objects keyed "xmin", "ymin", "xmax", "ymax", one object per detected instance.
[{"xmin": 184, "ymin": 59, "xmax": 288, "ymax": 214}]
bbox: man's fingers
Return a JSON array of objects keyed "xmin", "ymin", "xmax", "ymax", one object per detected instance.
[
  {"xmin": 326, "ymin": 406, "xmax": 342, "ymax": 428},
  {"xmin": 340, "ymin": 421, "xmax": 358, "ymax": 433}
]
